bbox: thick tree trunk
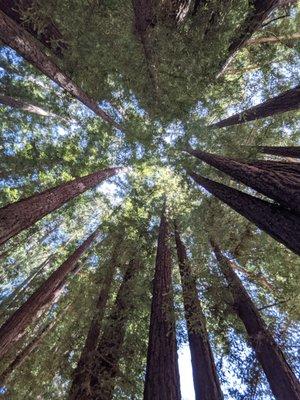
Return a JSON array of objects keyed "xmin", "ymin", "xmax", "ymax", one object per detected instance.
[
  {"xmin": 68, "ymin": 242, "xmax": 120, "ymax": 400},
  {"xmin": 186, "ymin": 148, "xmax": 300, "ymax": 214},
  {"xmin": 188, "ymin": 170, "xmax": 300, "ymax": 256},
  {"xmin": 0, "ymin": 94, "xmax": 59, "ymax": 117},
  {"xmin": 257, "ymin": 146, "xmax": 300, "ymax": 159},
  {"xmin": 0, "ymin": 10, "xmax": 122, "ymax": 130},
  {"xmin": 174, "ymin": 222, "xmax": 223, "ymax": 400},
  {"xmin": 211, "ymin": 85, "xmax": 300, "ymax": 127},
  {"xmin": 143, "ymin": 209, "xmax": 181, "ymax": 400},
  {"xmin": 0, "ymin": 166, "xmax": 121, "ymax": 246},
  {"xmin": 246, "ymin": 32, "xmax": 300, "ymax": 45},
  {"xmin": 247, "ymin": 160, "xmax": 300, "ymax": 175},
  {"xmin": 211, "ymin": 242, "xmax": 300, "ymax": 400},
  {"xmin": 89, "ymin": 258, "xmax": 141, "ymax": 400},
  {"xmin": 0, "ymin": 228, "xmax": 99, "ymax": 358}
]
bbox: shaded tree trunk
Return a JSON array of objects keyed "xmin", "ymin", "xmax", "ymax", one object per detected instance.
[
  {"xmin": 186, "ymin": 147, "xmax": 300, "ymax": 214},
  {"xmin": 0, "ymin": 93, "xmax": 60, "ymax": 117},
  {"xmin": 143, "ymin": 208, "xmax": 181, "ymax": 400},
  {"xmin": 0, "ymin": 228, "xmax": 100, "ymax": 358},
  {"xmin": 211, "ymin": 241, "xmax": 300, "ymax": 400},
  {"xmin": 211, "ymin": 85, "xmax": 300, "ymax": 127},
  {"xmin": 188, "ymin": 170, "xmax": 300, "ymax": 255},
  {"xmin": 257, "ymin": 146, "xmax": 300, "ymax": 159},
  {"xmin": 247, "ymin": 159, "xmax": 300, "ymax": 175},
  {"xmin": 0, "ymin": 10, "xmax": 122, "ymax": 130},
  {"xmin": 174, "ymin": 222, "xmax": 223, "ymax": 400},
  {"xmin": 0, "ymin": 166, "xmax": 121, "ymax": 245}
]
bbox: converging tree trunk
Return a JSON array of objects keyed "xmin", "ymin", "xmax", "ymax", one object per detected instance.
[
  {"xmin": 247, "ymin": 160, "xmax": 300, "ymax": 175},
  {"xmin": 174, "ymin": 222, "xmax": 223, "ymax": 400},
  {"xmin": 186, "ymin": 147, "xmax": 300, "ymax": 214},
  {"xmin": 0, "ymin": 10, "xmax": 122, "ymax": 130},
  {"xmin": 257, "ymin": 146, "xmax": 300, "ymax": 159},
  {"xmin": 143, "ymin": 208, "xmax": 181, "ymax": 400},
  {"xmin": 0, "ymin": 227, "xmax": 100, "ymax": 358},
  {"xmin": 211, "ymin": 241, "xmax": 300, "ymax": 400},
  {"xmin": 0, "ymin": 167, "xmax": 121, "ymax": 246},
  {"xmin": 188, "ymin": 170, "xmax": 300, "ymax": 256}
]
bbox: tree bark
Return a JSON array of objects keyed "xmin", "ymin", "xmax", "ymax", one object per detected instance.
[
  {"xmin": 0, "ymin": 10, "xmax": 122, "ymax": 130},
  {"xmin": 89, "ymin": 258, "xmax": 141, "ymax": 400},
  {"xmin": 186, "ymin": 147, "xmax": 300, "ymax": 214},
  {"xmin": 188, "ymin": 170, "xmax": 300, "ymax": 256},
  {"xmin": 143, "ymin": 208, "xmax": 181, "ymax": 400},
  {"xmin": 0, "ymin": 166, "xmax": 121, "ymax": 246},
  {"xmin": 0, "ymin": 93, "xmax": 60, "ymax": 117},
  {"xmin": 246, "ymin": 32, "xmax": 300, "ymax": 45},
  {"xmin": 257, "ymin": 146, "xmax": 300, "ymax": 159},
  {"xmin": 247, "ymin": 160, "xmax": 300, "ymax": 175},
  {"xmin": 210, "ymin": 85, "xmax": 300, "ymax": 127},
  {"xmin": 211, "ymin": 241, "xmax": 300, "ymax": 400},
  {"xmin": 174, "ymin": 222, "xmax": 223, "ymax": 400},
  {"xmin": 0, "ymin": 227, "xmax": 99, "ymax": 358}
]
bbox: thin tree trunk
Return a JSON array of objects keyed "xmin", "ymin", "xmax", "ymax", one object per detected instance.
[
  {"xmin": 246, "ymin": 32, "xmax": 300, "ymax": 45},
  {"xmin": 143, "ymin": 208, "xmax": 181, "ymax": 400},
  {"xmin": 211, "ymin": 241, "xmax": 300, "ymax": 400},
  {"xmin": 89, "ymin": 258, "xmax": 141, "ymax": 400},
  {"xmin": 188, "ymin": 170, "xmax": 300, "ymax": 256},
  {"xmin": 174, "ymin": 222, "xmax": 223, "ymax": 400},
  {"xmin": 210, "ymin": 85, "xmax": 300, "ymax": 127},
  {"xmin": 0, "ymin": 10, "xmax": 122, "ymax": 130},
  {"xmin": 257, "ymin": 146, "xmax": 300, "ymax": 159},
  {"xmin": 186, "ymin": 147, "xmax": 300, "ymax": 214},
  {"xmin": 0, "ymin": 93, "xmax": 61, "ymax": 117},
  {"xmin": 0, "ymin": 166, "xmax": 121, "ymax": 246},
  {"xmin": 0, "ymin": 227, "xmax": 100, "ymax": 358}
]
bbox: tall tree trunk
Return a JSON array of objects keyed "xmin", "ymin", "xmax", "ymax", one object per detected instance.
[
  {"xmin": 186, "ymin": 147, "xmax": 300, "ymax": 214},
  {"xmin": 0, "ymin": 10, "xmax": 122, "ymax": 130},
  {"xmin": 188, "ymin": 170, "xmax": 300, "ymax": 255},
  {"xmin": 0, "ymin": 93, "xmax": 60, "ymax": 117},
  {"xmin": 247, "ymin": 160, "xmax": 300, "ymax": 175},
  {"xmin": 211, "ymin": 241, "xmax": 300, "ymax": 400},
  {"xmin": 174, "ymin": 222, "xmax": 223, "ymax": 400},
  {"xmin": 68, "ymin": 242, "xmax": 120, "ymax": 400},
  {"xmin": 257, "ymin": 146, "xmax": 300, "ymax": 159},
  {"xmin": 0, "ymin": 228, "xmax": 99, "ymax": 358},
  {"xmin": 246, "ymin": 32, "xmax": 300, "ymax": 45},
  {"xmin": 89, "ymin": 258, "xmax": 141, "ymax": 400},
  {"xmin": 0, "ymin": 166, "xmax": 121, "ymax": 246},
  {"xmin": 210, "ymin": 85, "xmax": 300, "ymax": 127},
  {"xmin": 143, "ymin": 208, "xmax": 181, "ymax": 400}
]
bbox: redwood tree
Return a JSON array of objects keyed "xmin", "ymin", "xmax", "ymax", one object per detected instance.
[
  {"xmin": 188, "ymin": 170, "xmax": 300, "ymax": 256},
  {"xmin": 211, "ymin": 241, "xmax": 300, "ymax": 400},
  {"xmin": 257, "ymin": 146, "xmax": 300, "ymax": 159},
  {"xmin": 174, "ymin": 222, "xmax": 223, "ymax": 400},
  {"xmin": 0, "ymin": 166, "xmax": 121, "ymax": 246},
  {"xmin": 143, "ymin": 208, "xmax": 181, "ymax": 400}
]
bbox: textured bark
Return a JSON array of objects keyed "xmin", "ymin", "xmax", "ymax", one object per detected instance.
[
  {"xmin": 211, "ymin": 242, "xmax": 300, "ymax": 400},
  {"xmin": 89, "ymin": 258, "xmax": 141, "ymax": 400},
  {"xmin": 186, "ymin": 148, "xmax": 300, "ymax": 214},
  {"xmin": 188, "ymin": 170, "xmax": 300, "ymax": 255},
  {"xmin": 0, "ymin": 10, "xmax": 122, "ymax": 130},
  {"xmin": 246, "ymin": 32, "xmax": 300, "ymax": 45},
  {"xmin": 144, "ymin": 209, "xmax": 181, "ymax": 400},
  {"xmin": 0, "ymin": 94, "xmax": 60, "ymax": 117},
  {"xmin": 69, "ymin": 243, "xmax": 120, "ymax": 400},
  {"xmin": 247, "ymin": 159, "xmax": 300, "ymax": 175},
  {"xmin": 0, "ymin": 167, "xmax": 121, "ymax": 245},
  {"xmin": 257, "ymin": 146, "xmax": 300, "ymax": 159},
  {"xmin": 0, "ymin": 228, "xmax": 99, "ymax": 358},
  {"xmin": 174, "ymin": 223, "xmax": 223, "ymax": 400},
  {"xmin": 218, "ymin": 0, "xmax": 281, "ymax": 77},
  {"xmin": 211, "ymin": 85, "xmax": 300, "ymax": 127}
]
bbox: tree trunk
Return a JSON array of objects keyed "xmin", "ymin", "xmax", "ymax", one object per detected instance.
[
  {"xmin": 68, "ymin": 242, "xmax": 120, "ymax": 400},
  {"xmin": 174, "ymin": 222, "xmax": 223, "ymax": 400},
  {"xmin": 257, "ymin": 146, "xmax": 300, "ymax": 159},
  {"xmin": 89, "ymin": 258, "xmax": 141, "ymax": 400},
  {"xmin": 0, "ymin": 93, "xmax": 60, "ymax": 117},
  {"xmin": 188, "ymin": 170, "xmax": 300, "ymax": 256},
  {"xmin": 186, "ymin": 147, "xmax": 300, "ymax": 214},
  {"xmin": 247, "ymin": 160, "xmax": 300, "ymax": 175},
  {"xmin": 0, "ymin": 10, "xmax": 122, "ymax": 130},
  {"xmin": 211, "ymin": 241, "xmax": 300, "ymax": 400},
  {"xmin": 0, "ymin": 166, "xmax": 121, "ymax": 246},
  {"xmin": 211, "ymin": 85, "xmax": 300, "ymax": 127},
  {"xmin": 0, "ymin": 227, "xmax": 99, "ymax": 358},
  {"xmin": 246, "ymin": 32, "xmax": 300, "ymax": 45},
  {"xmin": 143, "ymin": 208, "xmax": 181, "ymax": 400}
]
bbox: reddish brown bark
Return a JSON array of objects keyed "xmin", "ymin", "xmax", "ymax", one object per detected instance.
[
  {"xmin": 188, "ymin": 170, "xmax": 300, "ymax": 256},
  {"xmin": 257, "ymin": 146, "xmax": 300, "ymax": 159},
  {"xmin": 0, "ymin": 10, "xmax": 122, "ymax": 130},
  {"xmin": 0, "ymin": 228, "xmax": 99, "ymax": 358},
  {"xmin": 186, "ymin": 148, "xmax": 300, "ymax": 214},
  {"xmin": 174, "ymin": 222, "xmax": 223, "ymax": 400},
  {"xmin": 0, "ymin": 167, "xmax": 121, "ymax": 245},
  {"xmin": 211, "ymin": 85, "xmax": 300, "ymax": 127},
  {"xmin": 247, "ymin": 160, "xmax": 300, "ymax": 175},
  {"xmin": 211, "ymin": 242, "xmax": 300, "ymax": 400},
  {"xmin": 144, "ymin": 209, "xmax": 181, "ymax": 400}
]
